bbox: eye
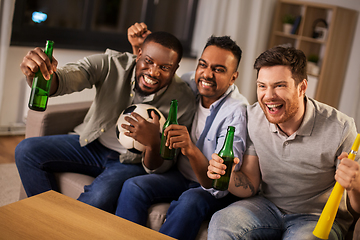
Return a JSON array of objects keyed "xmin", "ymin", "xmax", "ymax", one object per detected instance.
[
  {"xmin": 198, "ymin": 63, "xmax": 206, "ymax": 68},
  {"xmin": 161, "ymin": 66, "xmax": 171, "ymax": 71},
  {"xmin": 257, "ymin": 83, "xmax": 265, "ymax": 89},
  {"xmin": 145, "ymin": 58, "xmax": 153, "ymax": 64},
  {"xmin": 214, "ymin": 67, "xmax": 225, "ymax": 73}
]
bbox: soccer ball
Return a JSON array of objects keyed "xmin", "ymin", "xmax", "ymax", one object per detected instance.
[{"xmin": 116, "ymin": 104, "xmax": 166, "ymax": 154}]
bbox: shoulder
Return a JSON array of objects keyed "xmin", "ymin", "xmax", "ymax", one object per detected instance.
[
  {"xmin": 226, "ymin": 85, "xmax": 249, "ymax": 107},
  {"xmin": 170, "ymin": 74, "xmax": 196, "ymax": 96},
  {"xmin": 247, "ymin": 102, "xmax": 263, "ymax": 116},
  {"xmin": 180, "ymin": 71, "xmax": 198, "ymax": 95},
  {"xmin": 246, "ymin": 102, "xmax": 268, "ymax": 127},
  {"xmin": 310, "ymin": 98, "xmax": 354, "ymax": 128}
]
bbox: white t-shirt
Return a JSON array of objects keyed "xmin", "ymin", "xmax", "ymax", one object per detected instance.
[{"xmin": 177, "ymin": 99, "xmax": 210, "ymax": 182}]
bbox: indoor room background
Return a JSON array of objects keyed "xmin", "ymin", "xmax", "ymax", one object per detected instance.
[{"xmin": 1, "ymin": 0, "xmax": 360, "ymax": 135}]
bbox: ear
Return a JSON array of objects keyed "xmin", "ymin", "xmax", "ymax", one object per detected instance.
[
  {"xmin": 136, "ymin": 48, "xmax": 142, "ymax": 62},
  {"xmin": 299, "ymin": 79, "xmax": 307, "ymax": 96},
  {"xmin": 172, "ymin": 64, "xmax": 180, "ymax": 75},
  {"xmin": 229, "ymin": 71, "xmax": 239, "ymax": 86}
]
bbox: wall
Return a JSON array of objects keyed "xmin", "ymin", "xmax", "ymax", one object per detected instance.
[
  {"xmin": 0, "ymin": 0, "xmax": 360, "ymax": 132},
  {"xmin": 297, "ymin": 0, "xmax": 360, "ymax": 129}
]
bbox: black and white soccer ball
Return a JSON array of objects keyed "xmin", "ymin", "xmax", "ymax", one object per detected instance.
[{"xmin": 116, "ymin": 104, "xmax": 165, "ymax": 154}]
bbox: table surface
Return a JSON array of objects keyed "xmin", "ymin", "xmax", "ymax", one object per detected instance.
[{"xmin": 0, "ymin": 190, "xmax": 175, "ymax": 240}]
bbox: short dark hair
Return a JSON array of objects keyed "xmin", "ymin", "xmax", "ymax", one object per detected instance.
[
  {"xmin": 254, "ymin": 46, "xmax": 307, "ymax": 85},
  {"xmin": 143, "ymin": 31, "xmax": 183, "ymax": 64},
  {"xmin": 203, "ymin": 35, "xmax": 242, "ymax": 69}
]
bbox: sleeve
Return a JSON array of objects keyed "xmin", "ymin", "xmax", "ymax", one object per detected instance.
[
  {"xmin": 53, "ymin": 53, "xmax": 110, "ymax": 97},
  {"xmin": 337, "ymin": 117, "xmax": 359, "ymax": 163}
]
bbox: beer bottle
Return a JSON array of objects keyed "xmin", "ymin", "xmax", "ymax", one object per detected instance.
[
  {"xmin": 28, "ymin": 40, "xmax": 54, "ymax": 111},
  {"xmin": 160, "ymin": 99, "xmax": 178, "ymax": 160},
  {"xmin": 212, "ymin": 126, "xmax": 235, "ymax": 191}
]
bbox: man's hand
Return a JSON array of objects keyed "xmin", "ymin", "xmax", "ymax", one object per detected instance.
[
  {"xmin": 20, "ymin": 47, "xmax": 58, "ymax": 86},
  {"xmin": 207, "ymin": 153, "xmax": 240, "ymax": 180},
  {"xmin": 20, "ymin": 47, "xmax": 58, "ymax": 94},
  {"xmin": 336, "ymin": 152, "xmax": 360, "ymax": 192},
  {"xmin": 336, "ymin": 152, "xmax": 360, "ymax": 213},
  {"xmin": 127, "ymin": 22, "xmax": 152, "ymax": 54},
  {"xmin": 163, "ymin": 124, "xmax": 196, "ymax": 156},
  {"xmin": 121, "ymin": 110, "xmax": 161, "ymax": 149}
]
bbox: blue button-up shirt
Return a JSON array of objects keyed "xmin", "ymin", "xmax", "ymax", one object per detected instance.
[{"xmin": 177, "ymin": 72, "xmax": 249, "ymax": 197}]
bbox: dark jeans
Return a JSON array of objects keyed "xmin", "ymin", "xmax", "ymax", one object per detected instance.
[
  {"xmin": 15, "ymin": 134, "xmax": 146, "ymax": 213},
  {"xmin": 116, "ymin": 168, "xmax": 239, "ymax": 240}
]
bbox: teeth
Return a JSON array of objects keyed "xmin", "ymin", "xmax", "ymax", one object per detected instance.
[
  {"xmin": 201, "ymin": 81, "xmax": 212, "ymax": 87},
  {"xmin": 267, "ymin": 104, "xmax": 281, "ymax": 108},
  {"xmin": 144, "ymin": 75, "xmax": 156, "ymax": 85}
]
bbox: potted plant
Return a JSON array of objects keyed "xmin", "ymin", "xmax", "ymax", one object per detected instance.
[
  {"xmin": 282, "ymin": 14, "xmax": 295, "ymax": 34},
  {"xmin": 307, "ymin": 54, "xmax": 320, "ymax": 76}
]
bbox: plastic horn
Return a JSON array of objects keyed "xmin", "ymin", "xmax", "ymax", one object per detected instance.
[{"xmin": 313, "ymin": 133, "xmax": 360, "ymax": 239}]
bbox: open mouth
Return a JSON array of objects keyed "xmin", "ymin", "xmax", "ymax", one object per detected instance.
[
  {"xmin": 144, "ymin": 75, "xmax": 157, "ymax": 86},
  {"xmin": 199, "ymin": 79, "xmax": 215, "ymax": 88},
  {"xmin": 266, "ymin": 103, "xmax": 283, "ymax": 113}
]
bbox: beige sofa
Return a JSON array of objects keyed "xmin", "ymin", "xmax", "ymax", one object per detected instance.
[
  {"xmin": 19, "ymin": 101, "xmax": 359, "ymax": 240},
  {"xmin": 19, "ymin": 101, "xmax": 208, "ymax": 240}
]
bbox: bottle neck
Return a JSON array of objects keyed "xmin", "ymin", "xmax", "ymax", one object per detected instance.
[
  {"xmin": 167, "ymin": 101, "xmax": 178, "ymax": 123},
  {"xmin": 44, "ymin": 41, "xmax": 54, "ymax": 62},
  {"xmin": 219, "ymin": 130, "xmax": 234, "ymax": 156}
]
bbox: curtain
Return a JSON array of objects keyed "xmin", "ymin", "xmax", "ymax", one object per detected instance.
[
  {"xmin": 191, "ymin": 0, "xmax": 277, "ymax": 104},
  {"xmin": 0, "ymin": 0, "xmax": 15, "ymax": 113}
]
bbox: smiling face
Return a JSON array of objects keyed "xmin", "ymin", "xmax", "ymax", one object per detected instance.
[
  {"xmin": 135, "ymin": 41, "xmax": 179, "ymax": 96},
  {"xmin": 195, "ymin": 45, "xmax": 238, "ymax": 108},
  {"xmin": 257, "ymin": 65, "xmax": 307, "ymax": 135}
]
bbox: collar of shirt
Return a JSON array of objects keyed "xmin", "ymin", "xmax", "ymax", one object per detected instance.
[
  {"xmin": 202, "ymin": 84, "xmax": 235, "ymax": 112},
  {"xmin": 130, "ymin": 69, "xmax": 168, "ymax": 104}
]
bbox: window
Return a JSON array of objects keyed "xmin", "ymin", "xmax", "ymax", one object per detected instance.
[{"xmin": 11, "ymin": 0, "xmax": 198, "ymax": 56}]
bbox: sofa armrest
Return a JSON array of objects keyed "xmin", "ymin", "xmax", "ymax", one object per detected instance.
[{"xmin": 25, "ymin": 101, "xmax": 92, "ymax": 138}]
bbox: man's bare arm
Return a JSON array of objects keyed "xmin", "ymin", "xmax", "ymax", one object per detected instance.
[{"xmin": 228, "ymin": 154, "xmax": 261, "ymax": 198}]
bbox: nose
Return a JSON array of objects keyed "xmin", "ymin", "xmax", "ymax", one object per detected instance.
[
  {"xmin": 203, "ymin": 67, "xmax": 214, "ymax": 79},
  {"xmin": 149, "ymin": 65, "xmax": 160, "ymax": 77},
  {"xmin": 264, "ymin": 87, "xmax": 276, "ymax": 99}
]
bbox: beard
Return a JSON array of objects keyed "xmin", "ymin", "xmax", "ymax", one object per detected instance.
[
  {"xmin": 134, "ymin": 76, "xmax": 152, "ymax": 96},
  {"xmin": 260, "ymin": 100, "xmax": 300, "ymax": 125}
]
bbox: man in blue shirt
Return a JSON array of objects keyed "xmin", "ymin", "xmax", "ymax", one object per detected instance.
[{"xmin": 115, "ymin": 23, "xmax": 249, "ymax": 240}]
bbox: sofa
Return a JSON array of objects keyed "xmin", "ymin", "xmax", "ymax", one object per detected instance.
[
  {"xmin": 19, "ymin": 101, "xmax": 359, "ymax": 239},
  {"xmin": 19, "ymin": 101, "xmax": 208, "ymax": 240}
]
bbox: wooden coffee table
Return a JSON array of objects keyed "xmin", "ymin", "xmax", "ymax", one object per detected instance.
[{"xmin": 0, "ymin": 190, "xmax": 175, "ymax": 240}]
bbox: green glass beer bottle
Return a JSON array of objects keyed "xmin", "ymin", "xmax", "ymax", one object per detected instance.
[
  {"xmin": 28, "ymin": 40, "xmax": 54, "ymax": 111},
  {"xmin": 160, "ymin": 99, "xmax": 178, "ymax": 160},
  {"xmin": 212, "ymin": 126, "xmax": 235, "ymax": 191}
]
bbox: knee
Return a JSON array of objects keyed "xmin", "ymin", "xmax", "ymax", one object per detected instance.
[
  {"xmin": 179, "ymin": 189, "xmax": 207, "ymax": 206},
  {"xmin": 121, "ymin": 177, "xmax": 149, "ymax": 199},
  {"xmin": 209, "ymin": 207, "xmax": 231, "ymax": 227},
  {"xmin": 15, "ymin": 138, "xmax": 34, "ymax": 165},
  {"xmin": 171, "ymin": 189, "xmax": 211, "ymax": 216}
]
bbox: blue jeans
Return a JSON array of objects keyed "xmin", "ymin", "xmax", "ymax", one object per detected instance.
[
  {"xmin": 115, "ymin": 168, "xmax": 239, "ymax": 240},
  {"xmin": 15, "ymin": 134, "xmax": 146, "ymax": 213},
  {"xmin": 208, "ymin": 195, "xmax": 344, "ymax": 240}
]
